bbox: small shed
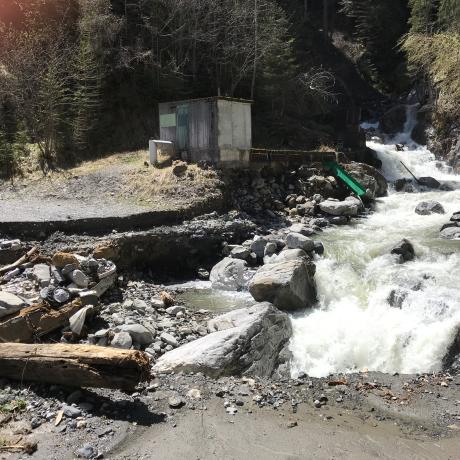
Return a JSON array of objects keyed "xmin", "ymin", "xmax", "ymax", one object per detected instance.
[{"xmin": 158, "ymin": 97, "xmax": 252, "ymax": 166}]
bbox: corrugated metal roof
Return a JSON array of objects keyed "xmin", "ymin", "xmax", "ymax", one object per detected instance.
[{"xmin": 159, "ymin": 96, "xmax": 253, "ymax": 105}]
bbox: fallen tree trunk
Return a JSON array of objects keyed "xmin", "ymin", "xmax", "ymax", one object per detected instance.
[
  {"xmin": 0, "ymin": 300, "xmax": 83, "ymax": 343},
  {"xmin": 0, "ymin": 343, "xmax": 151, "ymax": 391}
]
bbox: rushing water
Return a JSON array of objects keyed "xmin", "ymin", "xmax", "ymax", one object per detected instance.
[{"xmin": 290, "ymin": 108, "xmax": 460, "ymax": 378}]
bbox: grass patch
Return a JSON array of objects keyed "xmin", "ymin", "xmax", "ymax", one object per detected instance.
[
  {"xmin": 120, "ymin": 163, "xmax": 223, "ymax": 207},
  {"xmin": 0, "ymin": 400, "xmax": 27, "ymax": 413}
]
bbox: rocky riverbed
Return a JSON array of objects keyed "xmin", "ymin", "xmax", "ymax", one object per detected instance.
[{"xmin": 0, "ymin": 137, "xmax": 459, "ymax": 458}]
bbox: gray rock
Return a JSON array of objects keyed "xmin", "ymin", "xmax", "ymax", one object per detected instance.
[
  {"xmin": 418, "ymin": 177, "xmax": 440, "ymax": 189},
  {"xmin": 415, "ymin": 200, "xmax": 445, "ymax": 215},
  {"xmin": 319, "ymin": 199, "xmax": 359, "ymax": 217},
  {"xmin": 132, "ymin": 298, "xmax": 148, "ymax": 311},
  {"xmin": 154, "ymin": 303, "xmax": 292, "ymax": 378},
  {"xmin": 160, "ymin": 332, "xmax": 179, "ymax": 347},
  {"xmin": 111, "ymin": 331, "xmax": 132, "ymax": 349},
  {"xmin": 69, "ymin": 269, "xmax": 89, "ymax": 288},
  {"xmin": 329, "ymin": 216, "xmax": 348, "ymax": 225},
  {"xmin": 249, "ymin": 259, "xmax": 316, "ymax": 311},
  {"xmin": 166, "ymin": 306, "xmax": 185, "ymax": 316},
  {"xmin": 289, "ymin": 224, "xmax": 315, "ymax": 236},
  {"xmin": 230, "ymin": 246, "xmax": 251, "ymax": 261},
  {"xmin": 250, "ymin": 236, "xmax": 268, "ymax": 258},
  {"xmin": 32, "ymin": 264, "xmax": 51, "ymax": 287},
  {"xmin": 79, "ymin": 290, "xmax": 98, "ymax": 306},
  {"xmin": 440, "ymin": 226, "xmax": 460, "ymax": 240},
  {"xmin": 3, "ymin": 268, "xmax": 20, "ymax": 281},
  {"xmin": 209, "ymin": 257, "xmax": 253, "ymax": 291},
  {"xmin": 62, "ymin": 405, "xmax": 82, "ymax": 418},
  {"xmin": 264, "ymin": 242, "xmax": 278, "ymax": 257},
  {"xmin": 53, "ymin": 288, "xmax": 70, "ymax": 304},
  {"xmin": 313, "ymin": 241, "xmax": 325, "ymax": 255},
  {"xmin": 266, "ymin": 249, "xmax": 309, "ymax": 265},
  {"xmin": 391, "ymin": 239, "xmax": 415, "ymax": 263},
  {"xmin": 76, "ymin": 444, "xmax": 96, "ymax": 459},
  {"xmin": 119, "ymin": 324, "xmax": 155, "ymax": 345},
  {"xmin": 0, "ymin": 291, "xmax": 26, "ymax": 319},
  {"xmin": 168, "ymin": 395, "xmax": 184, "ymax": 408},
  {"xmin": 285, "ymin": 233, "xmax": 315, "ymax": 252}
]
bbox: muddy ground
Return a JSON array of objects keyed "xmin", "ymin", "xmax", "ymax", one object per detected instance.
[{"xmin": 1, "ymin": 371, "xmax": 459, "ymax": 459}]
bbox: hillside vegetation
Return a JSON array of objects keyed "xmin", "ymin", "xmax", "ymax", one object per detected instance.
[{"xmin": 0, "ymin": 0, "xmax": 459, "ymax": 178}]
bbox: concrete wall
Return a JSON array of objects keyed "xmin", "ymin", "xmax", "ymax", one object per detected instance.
[{"xmin": 217, "ymin": 99, "xmax": 252, "ymax": 164}]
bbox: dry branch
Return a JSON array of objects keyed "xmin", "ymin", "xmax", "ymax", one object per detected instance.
[{"xmin": 0, "ymin": 247, "xmax": 38, "ymax": 276}]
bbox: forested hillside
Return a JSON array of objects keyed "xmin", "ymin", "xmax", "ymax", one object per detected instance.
[{"xmin": 0, "ymin": 0, "xmax": 459, "ymax": 176}]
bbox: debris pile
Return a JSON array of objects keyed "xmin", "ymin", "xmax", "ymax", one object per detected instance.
[{"xmin": 0, "ymin": 248, "xmax": 117, "ymax": 344}]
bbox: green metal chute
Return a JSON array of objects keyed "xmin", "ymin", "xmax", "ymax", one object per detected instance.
[{"xmin": 323, "ymin": 161, "xmax": 367, "ymax": 197}]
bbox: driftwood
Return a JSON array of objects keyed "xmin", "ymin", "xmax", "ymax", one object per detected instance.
[
  {"xmin": 0, "ymin": 247, "xmax": 39, "ymax": 275},
  {"xmin": 0, "ymin": 343, "xmax": 151, "ymax": 391},
  {"xmin": 0, "ymin": 299, "xmax": 84, "ymax": 343}
]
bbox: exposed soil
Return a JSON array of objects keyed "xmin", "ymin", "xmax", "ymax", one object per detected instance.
[{"xmin": 1, "ymin": 371, "xmax": 459, "ymax": 460}]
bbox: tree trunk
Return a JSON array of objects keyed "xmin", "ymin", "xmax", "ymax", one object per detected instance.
[
  {"xmin": 0, "ymin": 343, "xmax": 151, "ymax": 391},
  {"xmin": 251, "ymin": 0, "xmax": 258, "ymax": 100}
]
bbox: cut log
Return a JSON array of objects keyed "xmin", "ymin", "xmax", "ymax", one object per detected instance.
[
  {"xmin": 0, "ymin": 343, "xmax": 151, "ymax": 391},
  {"xmin": 0, "ymin": 299, "xmax": 84, "ymax": 343}
]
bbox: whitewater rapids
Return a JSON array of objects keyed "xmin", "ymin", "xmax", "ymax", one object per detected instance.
[{"xmin": 290, "ymin": 111, "xmax": 460, "ymax": 378}]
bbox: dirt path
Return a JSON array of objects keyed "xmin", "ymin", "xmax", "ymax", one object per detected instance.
[{"xmin": 0, "ymin": 152, "xmax": 222, "ymax": 224}]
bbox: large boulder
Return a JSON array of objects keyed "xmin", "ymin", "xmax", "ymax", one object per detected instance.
[
  {"xmin": 390, "ymin": 239, "xmax": 415, "ymax": 263},
  {"xmin": 319, "ymin": 199, "xmax": 359, "ymax": 217},
  {"xmin": 249, "ymin": 259, "xmax": 316, "ymax": 311},
  {"xmin": 415, "ymin": 200, "xmax": 445, "ymax": 215},
  {"xmin": 343, "ymin": 162, "xmax": 388, "ymax": 198},
  {"xmin": 210, "ymin": 257, "xmax": 253, "ymax": 291},
  {"xmin": 153, "ymin": 303, "xmax": 292, "ymax": 378},
  {"xmin": 265, "ymin": 248, "xmax": 310, "ymax": 265},
  {"xmin": 0, "ymin": 291, "xmax": 26, "ymax": 319},
  {"xmin": 285, "ymin": 233, "xmax": 315, "ymax": 252}
]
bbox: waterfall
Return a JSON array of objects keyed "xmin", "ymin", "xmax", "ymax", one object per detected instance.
[{"xmin": 289, "ymin": 107, "xmax": 460, "ymax": 378}]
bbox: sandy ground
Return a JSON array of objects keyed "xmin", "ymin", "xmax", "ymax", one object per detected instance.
[{"xmin": 1, "ymin": 371, "xmax": 459, "ymax": 460}]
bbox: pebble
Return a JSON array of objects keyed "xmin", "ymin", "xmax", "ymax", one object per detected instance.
[
  {"xmin": 76, "ymin": 444, "xmax": 96, "ymax": 459},
  {"xmin": 63, "ymin": 405, "xmax": 82, "ymax": 418},
  {"xmin": 168, "ymin": 396, "xmax": 184, "ymax": 409},
  {"xmin": 160, "ymin": 332, "xmax": 179, "ymax": 348}
]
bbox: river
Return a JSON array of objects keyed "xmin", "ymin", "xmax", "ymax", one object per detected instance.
[{"xmin": 290, "ymin": 108, "xmax": 460, "ymax": 378}]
